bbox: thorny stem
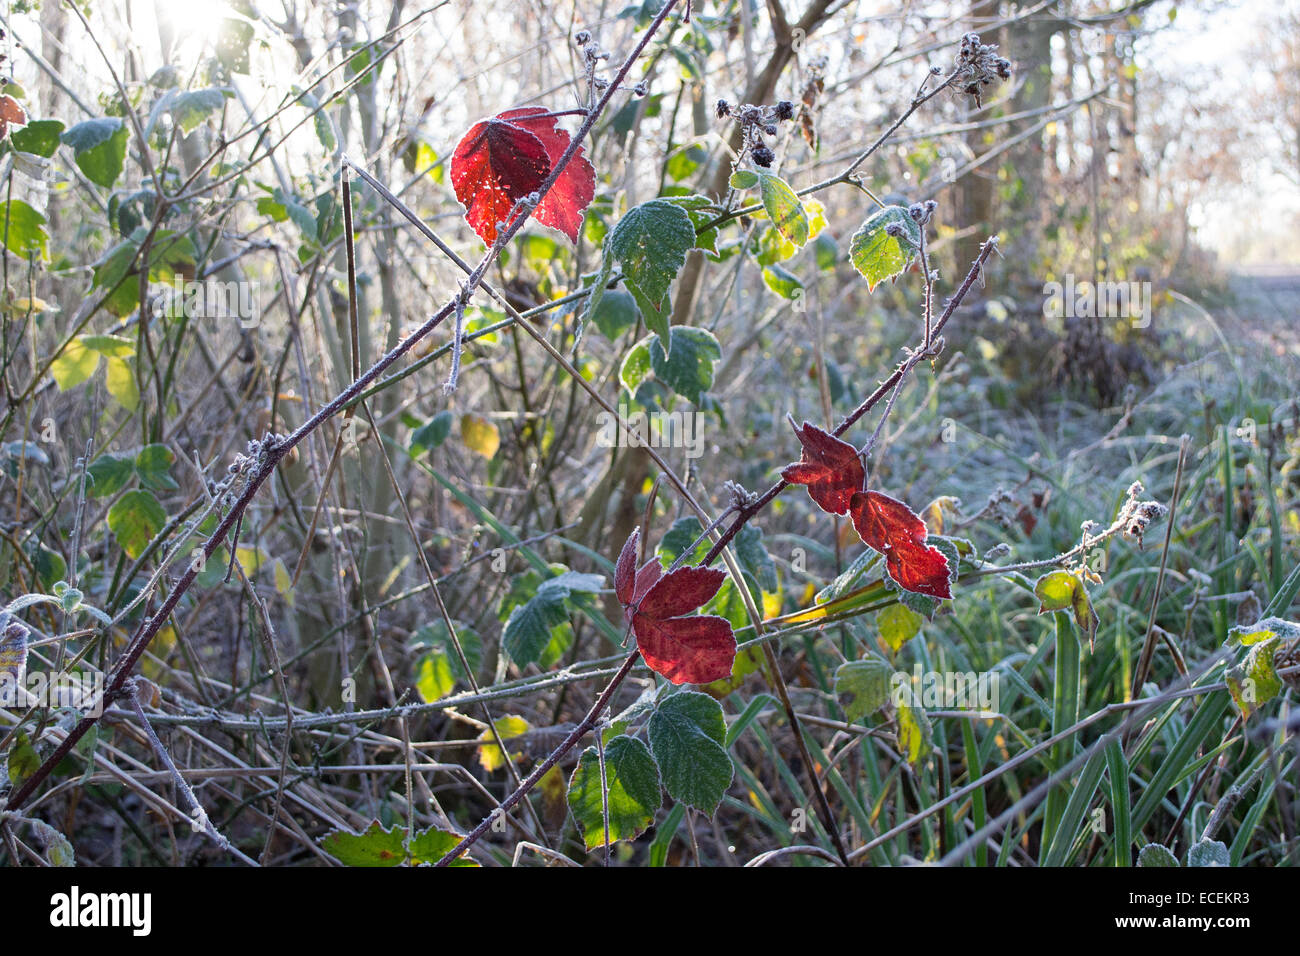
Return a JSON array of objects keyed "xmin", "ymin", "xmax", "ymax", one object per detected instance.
[{"xmin": 702, "ymin": 237, "xmax": 999, "ymax": 568}]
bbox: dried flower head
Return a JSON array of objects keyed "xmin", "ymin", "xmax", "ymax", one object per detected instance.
[{"xmin": 954, "ymin": 32, "xmax": 1013, "ymax": 107}]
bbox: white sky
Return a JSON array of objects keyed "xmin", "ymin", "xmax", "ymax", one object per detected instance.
[{"xmin": 1147, "ymin": 0, "xmax": 1300, "ymax": 264}]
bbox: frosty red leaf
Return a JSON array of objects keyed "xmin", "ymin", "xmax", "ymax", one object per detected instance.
[
  {"xmin": 849, "ymin": 490, "xmax": 953, "ymax": 600},
  {"xmin": 780, "ymin": 420, "xmax": 865, "ymax": 515},
  {"xmin": 614, "ymin": 531, "xmax": 737, "ymax": 685},
  {"xmin": 781, "ymin": 422, "xmax": 952, "ymax": 599},
  {"xmin": 450, "ymin": 107, "xmax": 595, "ymax": 246}
]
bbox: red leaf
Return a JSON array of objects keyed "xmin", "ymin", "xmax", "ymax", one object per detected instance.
[
  {"xmin": 638, "ymin": 567, "xmax": 726, "ymax": 620},
  {"xmin": 780, "ymin": 421, "xmax": 864, "ymax": 515},
  {"xmin": 849, "ymin": 491, "xmax": 952, "ymax": 600},
  {"xmin": 634, "ymin": 614, "xmax": 737, "ymax": 687},
  {"xmin": 614, "ymin": 529, "xmax": 640, "ymax": 607},
  {"xmin": 449, "ymin": 107, "xmax": 595, "ymax": 246},
  {"xmin": 451, "ymin": 116, "xmax": 549, "ymax": 245},
  {"xmin": 630, "ymin": 557, "xmax": 662, "ymax": 606},
  {"xmin": 496, "ymin": 108, "xmax": 595, "ymax": 243},
  {"xmin": 615, "ymin": 546, "xmax": 736, "ymax": 686},
  {"xmin": 0, "ymin": 95, "xmax": 27, "ymax": 139}
]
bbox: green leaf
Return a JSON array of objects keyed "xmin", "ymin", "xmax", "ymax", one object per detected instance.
[
  {"xmin": 758, "ymin": 173, "xmax": 809, "ymax": 248},
  {"xmin": 1186, "ymin": 839, "xmax": 1230, "ymax": 867},
  {"xmin": 169, "ymin": 88, "xmax": 232, "ymax": 135},
  {"xmin": 500, "ymin": 570, "xmax": 603, "ymax": 668},
  {"xmin": 501, "ymin": 585, "xmax": 568, "ymax": 668},
  {"xmin": 733, "ymin": 524, "xmax": 778, "ymax": 592},
  {"xmin": 217, "ymin": 18, "xmax": 256, "ymax": 74},
  {"xmin": 567, "ymin": 735, "xmax": 662, "ymax": 850},
  {"xmin": 259, "ymin": 188, "xmax": 318, "ymax": 240},
  {"xmin": 648, "ymin": 691, "xmax": 733, "ymax": 814},
  {"xmin": 320, "ymin": 821, "xmax": 406, "ymax": 867},
  {"xmin": 817, "ymin": 549, "xmax": 882, "ymax": 603},
  {"xmin": 729, "ymin": 169, "xmax": 758, "ymax": 190},
  {"xmin": 0, "ymin": 199, "xmax": 49, "ymax": 261},
  {"xmin": 657, "ymin": 516, "xmax": 710, "ymax": 566},
  {"xmin": 604, "ymin": 199, "xmax": 696, "ymax": 348},
  {"xmin": 61, "ymin": 118, "xmax": 129, "ymax": 188},
  {"xmin": 93, "ymin": 231, "xmax": 197, "ymax": 317},
  {"xmin": 28, "ymin": 819, "xmax": 75, "ymax": 867},
  {"xmin": 134, "ymin": 444, "xmax": 178, "ymax": 492},
  {"xmin": 646, "ymin": 326, "xmax": 720, "ymax": 406},
  {"xmin": 410, "ymin": 620, "xmax": 481, "ymax": 702},
  {"xmin": 591, "ymin": 288, "xmax": 638, "ymax": 341},
  {"xmin": 813, "ymin": 232, "xmax": 839, "ymax": 271},
  {"xmin": 345, "ymin": 42, "xmax": 380, "ymax": 87},
  {"xmin": 7, "ymin": 731, "xmax": 40, "ymax": 786},
  {"xmin": 877, "ymin": 602, "xmax": 923, "ymax": 653},
  {"xmin": 30, "ymin": 544, "xmax": 67, "ymax": 590},
  {"xmin": 107, "ymin": 489, "xmax": 166, "ymax": 559},
  {"xmin": 80, "ymin": 334, "xmax": 136, "ymax": 357},
  {"xmin": 849, "ymin": 205, "xmax": 920, "ymax": 291},
  {"xmin": 413, "ymin": 652, "xmax": 454, "ymax": 703},
  {"xmin": 87, "ymin": 452, "xmax": 135, "ymax": 497},
  {"xmin": 407, "ymin": 826, "xmax": 477, "ymax": 866},
  {"xmin": 1137, "ymin": 843, "xmax": 1179, "ymax": 867},
  {"xmin": 1034, "ymin": 569, "xmax": 1099, "ymax": 649},
  {"xmin": 835, "ymin": 656, "xmax": 893, "ymax": 723},
  {"xmin": 761, "ymin": 263, "xmax": 803, "ymax": 300},
  {"xmin": 1225, "ymin": 636, "xmax": 1282, "ymax": 719},
  {"xmin": 408, "ymin": 411, "xmax": 453, "ymax": 456},
  {"xmin": 10, "ymin": 119, "xmax": 65, "ymax": 158},
  {"xmin": 1229, "ymin": 617, "xmax": 1300, "ymax": 646},
  {"xmin": 619, "ymin": 338, "xmax": 653, "ymax": 395}
]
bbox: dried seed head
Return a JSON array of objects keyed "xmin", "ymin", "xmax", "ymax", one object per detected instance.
[
  {"xmin": 908, "ymin": 200, "xmax": 938, "ymax": 225},
  {"xmin": 954, "ymin": 32, "xmax": 1012, "ymax": 105}
]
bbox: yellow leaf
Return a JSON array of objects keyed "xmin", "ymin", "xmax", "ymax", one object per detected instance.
[
  {"xmin": 477, "ymin": 714, "xmax": 529, "ymax": 772},
  {"xmin": 235, "ymin": 545, "xmax": 269, "ymax": 574},
  {"xmin": 104, "ymin": 356, "xmax": 138, "ymax": 411},
  {"xmin": 11, "ymin": 296, "xmax": 54, "ymax": 313},
  {"xmin": 761, "ymin": 590, "xmax": 782, "ymax": 619},
  {"xmin": 460, "ymin": 414, "xmax": 500, "ymax": 459},
  {"xmin": 897, "ymin": 699, "xmax": 931, "ymax": 766},
  {"xmin": 272, "ymin": 558, "xmax": 294, "ymax": 607},
  {"xmin": 50, "ymin": 337, "xmax": 100, "ymax": 390},
  {"xmin": 921, "ymin": 496, "xmax": 961, "ymax": 535}
]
